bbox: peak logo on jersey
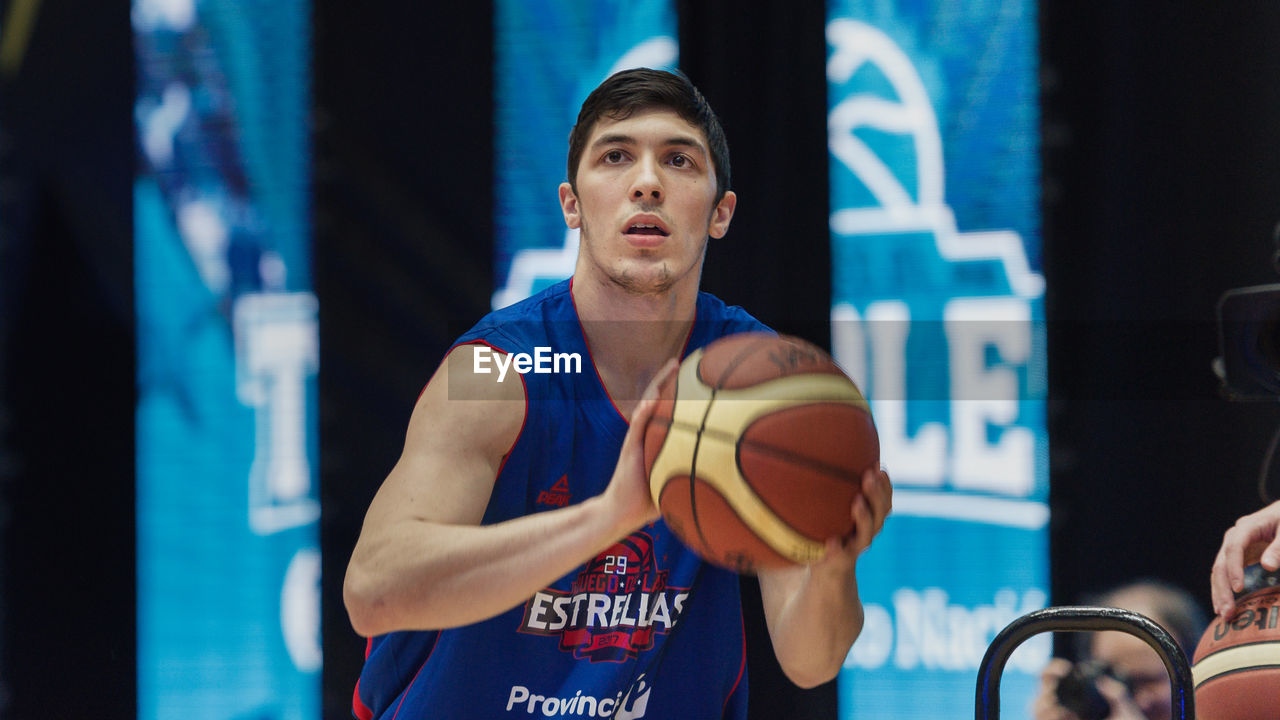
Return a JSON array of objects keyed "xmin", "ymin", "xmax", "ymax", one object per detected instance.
[
  {"xmin": 519, "ymin": 533, "xmax": 690, "ymax": 663},
  {"xmin": 537, "ymin": 475, "xmax": 572, "ymax": 507}
]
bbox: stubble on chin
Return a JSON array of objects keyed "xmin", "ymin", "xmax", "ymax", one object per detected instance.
[
  {"xmin": 611, "ymin": 259, "xmax": 675, "ymax": 296},
  {"xmin": 580, "ymin": 220, "xmax": 678, "ymax": 295}
]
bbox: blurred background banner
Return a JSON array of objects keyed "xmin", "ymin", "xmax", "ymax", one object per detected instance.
[
  {"xmin": 826, "ymin": 2, "xmax": 1048, "ymax": 716},
  {"xmin": 492, "ymin": 0, "xmax": 677, "ymax": 309},
  {"xmin": 133, "ymin": 1, "xmax": 319, "ymax": 718}
]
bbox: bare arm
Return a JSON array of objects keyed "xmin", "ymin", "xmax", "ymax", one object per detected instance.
[
  {"xmin": 342, "ymin": 346, "xmax": 671, "ymax": 637},
  {"xmin": 756, "ymin": 468, "xmax": 892, "ymax": 688}
]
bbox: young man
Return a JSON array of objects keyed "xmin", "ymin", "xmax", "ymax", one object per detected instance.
[{"xmin": 343, "ymin": 68, "xmax": 892, "ymax": 719}]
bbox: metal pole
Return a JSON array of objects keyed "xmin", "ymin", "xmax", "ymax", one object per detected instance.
[{"xmin": 975, "ymin": 606, "xmax": 1195, "ymax": 720}]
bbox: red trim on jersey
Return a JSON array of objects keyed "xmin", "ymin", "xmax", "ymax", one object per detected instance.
[
  {"xmin": 353, "ymin": 677, "xmax": 373, "ymax": 720},
  {"xmin": 723, "ymin": 605, "xmax": 748, "ymax": 715},
  {"xmin": 568, "ymin": 276, "xmax": 699, "ymax": 426},
  {"xmin": 390, "ymin": 632, "xmax": 443, "ymax": 720},
  {"xmin": 568, "ymin": 278, "xmax": 627, "ymax": 423},
  {"xmin": 352, "ymin": 638, "xmax": 375, "ymax": 720}
]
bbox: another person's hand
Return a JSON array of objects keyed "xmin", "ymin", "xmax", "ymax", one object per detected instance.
[{"xmin": 1211, "ymin": 499, "xmax": 1280, "ymax": 617}]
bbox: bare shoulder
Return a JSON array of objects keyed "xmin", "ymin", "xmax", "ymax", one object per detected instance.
[
  {"xmin": 367, "ymin": 342, "xmax": 528, "ymax": 527},
  {"xmin": 408, "ymin": 342, "xmax": 527, "ymax": 459}
]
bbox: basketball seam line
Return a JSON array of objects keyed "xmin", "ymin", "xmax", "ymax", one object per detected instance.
[
  {"xmin": 736, "ymin": 436, "xmax": 865, "ymax": 482},
  {"xmin": 662, "ymin": 413, "xmax": 866, "ymax": 480},
  {"xmin": 706, "ymin": 335, "xmax": 770, "ymax": 389},
  {"xmin": 691, "ymin": 336, "xmax": 779, "ymax": 569},
  {"xmin": 688, "ymin": 384, "xmax": 713, "ymax": 555}
]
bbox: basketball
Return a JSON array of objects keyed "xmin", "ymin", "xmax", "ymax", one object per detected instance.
[
  {"xmin": 1191, "ymin": 585, "xmax": 1280, "ymax": 719},
  {"xmin": 643, "ymin": 332, "xmax": 879, "ymax": 574}
]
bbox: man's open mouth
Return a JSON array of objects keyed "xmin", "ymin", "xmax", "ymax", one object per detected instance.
[{"xmin": 626, "ymin": 223, "xmax": 669, "ymax": 236}]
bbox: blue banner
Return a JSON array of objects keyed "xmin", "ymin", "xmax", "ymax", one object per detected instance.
[
  {"xmin": 493, "ymin": 0, "xmax": 677, "ymax": 309},
  {"xmin": 133, "ymin": 1, "xmax": 319, "ymax": 718},
  {"xmin": 826, "ymin": 2, "xmax": 1048, "ymax": 717}
]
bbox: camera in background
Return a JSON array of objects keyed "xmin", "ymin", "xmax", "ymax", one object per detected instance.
[
  {"xmin": 1056, "ymin": 660, "xmax": 1134, "ymax": 720},
  {"xmin": 1216, "ymin": 283, "xmax": 1280, "ymax": 401}
]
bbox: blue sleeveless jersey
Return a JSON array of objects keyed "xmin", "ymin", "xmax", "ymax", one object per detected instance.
[{"xmin": 354, "ymin": 278, "xmax": 771, "ymax": 720}]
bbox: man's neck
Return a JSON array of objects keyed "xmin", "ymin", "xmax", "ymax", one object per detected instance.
[{"xmin": 572, "ymin": 274, "xmax": 696, "ymax": 416}]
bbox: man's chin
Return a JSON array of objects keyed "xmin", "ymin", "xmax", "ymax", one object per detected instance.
[{"xmin": 610, "ymin": 269, "xmax": 676, "ymax": 296}]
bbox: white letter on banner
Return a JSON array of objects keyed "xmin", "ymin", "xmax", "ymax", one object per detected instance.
[
  {"xmin": 234, "ymin": 292, "xmax": 320, "ymax": 535},
  {"xmin": 945, "ymin": 297, "xmax": 1033, "ymax": 496},
  {"xmin": 867, "ymin": 300, "xmax": 947, "ymax": 486}
]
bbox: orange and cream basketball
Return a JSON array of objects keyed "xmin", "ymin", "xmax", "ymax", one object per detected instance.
[
  {"xmin": 642, "ymin": 332, "xmax": 879, "ymax": 574},
  {"xmin": 1191, "ymin": 585, "xmax": 1280, "ymax": 719}
]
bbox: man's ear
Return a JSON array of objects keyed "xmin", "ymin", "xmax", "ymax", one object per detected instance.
[
  {"xmin": 559, "ymin": 182, "xmax": 581, "ymax": 229},
  {"xmin": 708, "ymin": 190, "xmax": 737, "ymax": 239}
]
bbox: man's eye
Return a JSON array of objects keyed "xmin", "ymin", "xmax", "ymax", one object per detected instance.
[
  {"xmin": 604, "ymin": 150, "xmax": 625, "ymax": 163},
  {"xmin": 670, "ymin": 154, "xmax": 690, "ymax": 168}
]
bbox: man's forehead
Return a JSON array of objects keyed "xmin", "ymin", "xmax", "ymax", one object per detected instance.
[{"xmin": 585, "ymin": 108, "xmax": 708, "ymax": 149}]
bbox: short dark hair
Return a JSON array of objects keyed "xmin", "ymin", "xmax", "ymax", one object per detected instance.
[{"xmin": 566, "ymin": 68, "xmax": 730, "ymax": 201}]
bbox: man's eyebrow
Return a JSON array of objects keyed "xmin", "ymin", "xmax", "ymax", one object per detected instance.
[
  {"xmin": 591, "ymin": 133, "xmax": 636, "ymax": 148},
  {"xmin": 590, "ymin": 133, "xmax": 707, "ymax": 153},
  {"xmin": 663, "ymin": 136, "xmax": 706, "ymax": 153}
]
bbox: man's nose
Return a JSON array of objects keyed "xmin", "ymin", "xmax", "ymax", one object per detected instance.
[{"xmin": 630, "ymin": 157, "xmax": 663, "ymax": 202}]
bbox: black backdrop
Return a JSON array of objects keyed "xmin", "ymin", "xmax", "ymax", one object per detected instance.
[
  {"xmin": 0, "ymin": 1, "xmax": 135, "ymax": 718},
  {"xmin": 2, "ymin": 2, "xmax": 1280, "ymax": 718}
]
